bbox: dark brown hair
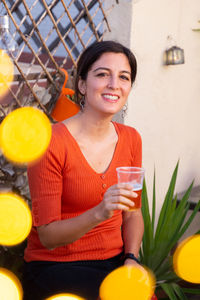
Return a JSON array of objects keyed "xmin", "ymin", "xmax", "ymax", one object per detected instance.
[{"xmin": 74, "ymin": 40, "xmax": 137, "ymax": 105}]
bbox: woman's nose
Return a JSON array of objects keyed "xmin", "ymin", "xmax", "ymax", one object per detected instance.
[{"xmin": 107, "ymin": 76, "xmax": 119, "ymax": 89}]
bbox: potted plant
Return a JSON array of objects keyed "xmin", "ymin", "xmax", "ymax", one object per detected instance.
[{"xmin": 140, "ymin": 162, "xmax": 200, "ymax": 299}]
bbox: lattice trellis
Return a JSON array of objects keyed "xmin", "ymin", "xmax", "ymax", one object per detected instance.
[
  {"xmin": 0, "ymin": 0, "xmax": 118, "ymax": 119},
  {"xmin": 0, "ymin": 0, "xmax": 118, "ymax": 198}
]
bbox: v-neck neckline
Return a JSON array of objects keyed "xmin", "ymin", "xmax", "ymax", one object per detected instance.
[{"xmin": 59, "ymin": 121, "xmax": 120, "ymax": 176}]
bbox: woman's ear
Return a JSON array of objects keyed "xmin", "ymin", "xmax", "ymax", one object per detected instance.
[{"xmin": 78, "ymin": 78, "xmax": 86, "ymax": 96}]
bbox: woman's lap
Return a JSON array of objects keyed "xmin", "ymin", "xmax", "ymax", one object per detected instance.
[{"xmin": 22, "ymin": 254, "xmax": 123, "ymax": 300}]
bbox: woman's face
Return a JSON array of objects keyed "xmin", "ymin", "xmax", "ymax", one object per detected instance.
[{"xmin": 78, "ymin": 52, "xmax": 132, "ymax": 115}]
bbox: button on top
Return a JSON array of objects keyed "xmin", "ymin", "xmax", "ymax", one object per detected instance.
[
  {"xmin": 101, "ymin": 174, "xmax": 105, "ymax": 179},
  {"xmin": 33, "ymin": 208, "xmax": 38, "ymax": 214},
  {"xmin": 34, "ymin": 216, "xmax": 39, "ymax": 223}
]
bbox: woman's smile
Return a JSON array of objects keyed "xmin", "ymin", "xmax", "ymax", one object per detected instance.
[{"xmin": 102, "ymin": 93, "xmax": 120, "ymax": 103}]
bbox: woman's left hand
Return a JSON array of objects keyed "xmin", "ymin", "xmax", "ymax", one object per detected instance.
[{"xmin": 123, "ymin": 258, "xmax": 141, "ymax": 267}]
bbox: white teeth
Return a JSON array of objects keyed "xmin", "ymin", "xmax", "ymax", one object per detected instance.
[{"xmin": 103, "ymin": 94, "xmax": 118, "ymax": 100}]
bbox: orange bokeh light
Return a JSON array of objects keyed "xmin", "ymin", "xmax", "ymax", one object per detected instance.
[
  {"xmin": 100, "ymin": 265, "xmax": 155, "ymax": 300},
  {"xmin": 0, "ymin": 268, "xmax": 23, "ymax": 300}
]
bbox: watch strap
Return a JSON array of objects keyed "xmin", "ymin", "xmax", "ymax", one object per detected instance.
[{"xmin": 123, "ymin": 253, "xmax": 141, "ymax": 264}]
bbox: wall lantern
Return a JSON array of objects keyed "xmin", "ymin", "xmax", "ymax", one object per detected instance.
[{"xmin": 164, "ymin": 45, "xmax": 185, "ymax": 65}]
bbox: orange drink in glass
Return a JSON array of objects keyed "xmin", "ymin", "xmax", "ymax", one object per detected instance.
[{"xmin": 116, "ymin": 167, "xmax": 145, "ymax": 211}]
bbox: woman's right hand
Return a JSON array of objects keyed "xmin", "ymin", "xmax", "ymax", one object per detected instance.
[{"xmin": 94, "ymin": 183, "xmax": 138, "ymax": 221}]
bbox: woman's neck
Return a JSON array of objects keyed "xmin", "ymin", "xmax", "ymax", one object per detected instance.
[{"xmin": 64, "ymin": 110, "xmax": 115, "ymax": 142}]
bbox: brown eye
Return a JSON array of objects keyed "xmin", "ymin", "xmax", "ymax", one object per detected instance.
[
  {"xmin": 96, "ymin": 72, "xmax": 108, "ymax": 77},
  {"xmin": 120, "ymin": 75, "xmax": 130, "ymax": 81}
]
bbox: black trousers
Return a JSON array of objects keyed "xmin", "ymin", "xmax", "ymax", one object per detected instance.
[{"xmin": 22, "ymin": 253, "xmax": 123, "ymax": 300}]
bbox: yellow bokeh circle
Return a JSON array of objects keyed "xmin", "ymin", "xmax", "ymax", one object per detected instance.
[
  {"xmin": 0, "ymin": 50, "xmax": 14, "ymax": 98},
  {"xmin": 99, "ymin": 265, "xmax": 155, "ymax": 300},
  {"xmin": 46, "ymin": 293, "xmax": 85, "ymax": 300},
  {"xmin": 0, "ymin": 106, "xmax": 52, "ymax": 164},
  {"xmin": 0, "ymin": 268, "xmax": 23, "ymax": 300},
  {"xmin": 173, "ymin": 234, "xmax": 200, "ymax": 284},
  {"xmin": 0, "ymin": 193, "xmax": 32, "ymax": 246}
]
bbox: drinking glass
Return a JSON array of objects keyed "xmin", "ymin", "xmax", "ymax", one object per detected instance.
[{"xmin": 116, "ymin": 167, "xmax": 145, "ymax": 210}]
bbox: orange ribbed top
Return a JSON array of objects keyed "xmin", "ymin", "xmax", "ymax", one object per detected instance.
[{"xmin": 24, "ymin": 122, "xmax": 142, "ymax": 262}]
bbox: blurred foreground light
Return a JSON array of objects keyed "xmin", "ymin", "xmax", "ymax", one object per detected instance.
[
  {"xmin": 0, "ymin": 107, "xmax": 52, "ymax": 165},
  {"xmin": 0, "ymin": 267, "xmax": 23, "ymax": 300},
  {"xmin": 46, "ymin": 293, "xmax": 85, "ymax": 300},
  {"xmin": 0, "ymin": 193, "xmax": 32, "ymax": 246},
  {"xmin": 0, "ymin": 48, "xmax": 14, "ymax": 98},
  {"xmin": 173, "ymin": 234, "xmax": 200, "ymax": 283},
  {"xmin": 99, "ymin": 265, "xmax": 155, "ymax": 300}
]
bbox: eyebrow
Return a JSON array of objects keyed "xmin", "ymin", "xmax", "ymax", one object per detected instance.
[{"xmin": 93, "ymin": 67, "xmax": 131, "ymax": 75}]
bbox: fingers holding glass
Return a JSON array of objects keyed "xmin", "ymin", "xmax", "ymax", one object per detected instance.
[
  {"xmin": 116, "ymin": 167, "xmax": 145, "ymax": 211},
  {"xmin": 110, "ymin": 188, "xmax": 137, "ymax": 211}
]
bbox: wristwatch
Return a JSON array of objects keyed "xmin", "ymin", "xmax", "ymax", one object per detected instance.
[{"xmin": 123, "ymin": 253, "xmax": 141, "ymax": 264}]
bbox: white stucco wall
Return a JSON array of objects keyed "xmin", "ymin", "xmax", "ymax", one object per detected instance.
[{"xmin": 105, "ymin": 0, "xmax": 200, "ymax": 214}]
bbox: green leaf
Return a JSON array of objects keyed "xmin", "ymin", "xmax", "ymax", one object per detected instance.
[
  {"xmin": 156, "ymin": 259, "xmax": 172, "ymax": 278},
  {"xmin": 152, "ymin": 169, "xmax": 156, "ymax": 232},
  {"xmin": 177, "ymin": 181, "xmax": 194, "ymax": 206},
  {"xmin": 172, "ymin": 283, "xmax": 188, "ymax": 300},
  {"xmin": 159, "ymin": 205, "xmax": 189, "ymax": 251},
  {"xmin": 160, "ymin": 283, "xmax": 179, "ymax": 300},
  {"xmin": 157, "ymin": 271, "xmax": 179, "ymax": 283},
  {"xmin": 152, "ymin": 204, "xmax": 190, "ymax": 272},
  {"xmin": 155, "ymin": 161, "xmax": 179, "ymax": 242},
  {"xmin": 141, "ymin": 179, "xmax": 154, "ymax": 265},
  {"xmin": 150, "ymin": 207, "xmax": 186, "ymax": 271},
  {"xmin": 178, "ymin": 200, "xmax": 200, "ymax": 239},
  {"xmin": 182, "ymin": 287, "xmax": 200, "ymax": 295}
]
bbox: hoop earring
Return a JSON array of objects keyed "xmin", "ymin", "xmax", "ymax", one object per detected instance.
[
  {"xmin": 122, "ymin": 103, "xmax": 128, "ymax": 119},
  {"xmin": 80, "ymin": 96, "xmax": 85, "ymax": 110}
]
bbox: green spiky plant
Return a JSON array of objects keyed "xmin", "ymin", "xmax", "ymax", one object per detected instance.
[{"xmin": 140, "ymin": 162, "xmax": 200, "ymax": 299}]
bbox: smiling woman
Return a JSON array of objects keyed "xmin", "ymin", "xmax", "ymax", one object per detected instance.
[
  {"xmin": 77, "ymin": 52, "xmax": 132, "ymax": 117},
  {"xmin": 22, "ymin": 41, "xmax": 143, "ymax": 300}
]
